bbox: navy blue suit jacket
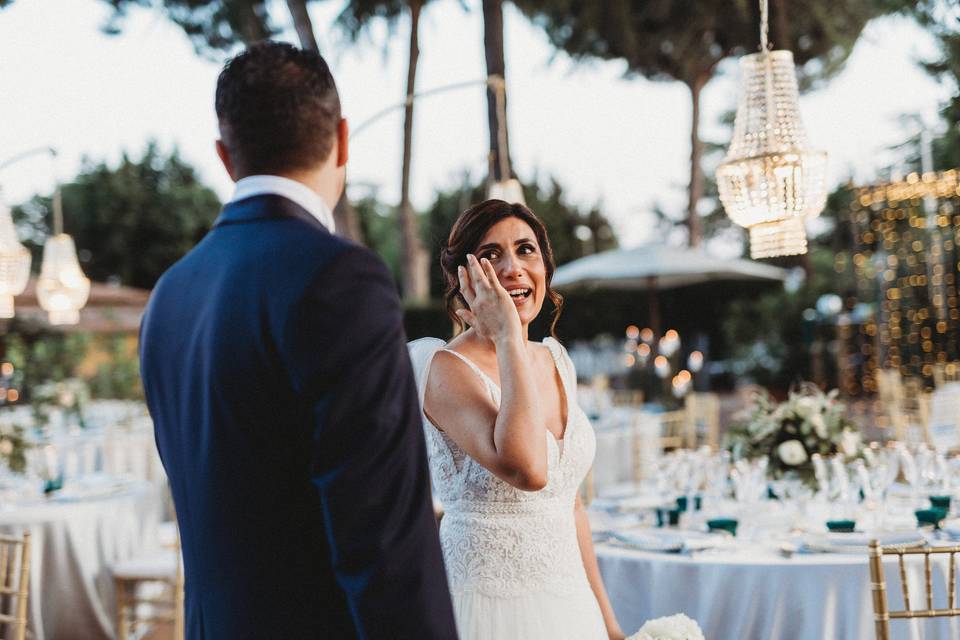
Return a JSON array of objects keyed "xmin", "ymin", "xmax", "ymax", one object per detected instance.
[{"xmin": 139, "ymin": 194, "xmax": 457, "ymax": 639}]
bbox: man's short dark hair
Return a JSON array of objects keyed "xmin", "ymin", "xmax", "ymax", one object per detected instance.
[{"xmin": 215, "ymin": 41, "xmax": 341, "ymax": 177}]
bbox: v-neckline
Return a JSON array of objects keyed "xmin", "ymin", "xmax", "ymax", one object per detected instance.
[{"xmin": 443, "ymin": 339, "xmax": 572, "ymax": 449}]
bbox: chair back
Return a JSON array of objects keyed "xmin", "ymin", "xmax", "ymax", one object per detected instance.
[
  {"xmin": 0, "ymin": 533, "xmax": 31, "ymax": 640},
  {"xmin": 868, "ymin": 540, "xmax": 960, "ymax": 640},
  {"xmin": 685, "ymin": 392, "xmax": 720, "ymax": 450}
]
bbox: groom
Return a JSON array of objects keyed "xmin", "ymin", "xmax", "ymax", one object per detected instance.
[{"xmin": 140, "ymin": 42, "xmax": 457, "ymax": 638}]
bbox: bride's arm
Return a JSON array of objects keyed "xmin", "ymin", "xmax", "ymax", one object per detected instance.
[
  {"xmin": 575, "ymin": 494, "xmax": 625, "ymax": 640},
  {"xmin": 423, "ymin": 255, "xmax": 548, "ymax": 491}
]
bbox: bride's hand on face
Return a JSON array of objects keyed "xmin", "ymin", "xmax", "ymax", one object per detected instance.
[{"xmin": 455, "ymin": 254, "xmax": 522, "ymax": 346}]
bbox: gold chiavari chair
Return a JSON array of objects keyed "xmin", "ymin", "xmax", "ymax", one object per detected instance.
[
  {"xmin": 114, "ymin": 525, "xmax": 183, "ymax": 640},
  {"xmin": 658, "ymin": 410, "xmax": 690, "ymax": 451},
  {"xmin": 610, "ymin": 389, "xmax": 644, "ymax": 407},
  {"xmin": 0, "ymin": 533, "xmax": 31, "ymax": 640},
  {"xmin": 684, "ymin": 392, "xmax": 720, "ymax": 450},
  {"xmin": 868, "ymin": 540, "xmax": 960, "ymax": 640}
]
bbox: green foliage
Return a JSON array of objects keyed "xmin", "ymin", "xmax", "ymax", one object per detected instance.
[
  {"xmin": 516, "ymin": 0, "xmax": 913, "ymax": 89},
  {"xmin": 4, "ymin": 332, "xmax": 90, "ymax": 400},
  {"xmin": 101, "ymin": 0, "xmax": 273, "ymax": 56},
  {"xmin": 3, "ymin": 330, "xmax": 143, "ymax": 408},
  {"xmin": 725, "ymin": 384, "xmax": 861, "ymax": 484},
  {"xmin": 355, "ymin": 195, "xmax": 403, "ymax": 283},
  {"xmin": 12, "ymin": 142, "xmax": 221, "ymax": 290},
  {"xmin": 87, "ymin": 336, "xmax": 144, "ymax": 401}
]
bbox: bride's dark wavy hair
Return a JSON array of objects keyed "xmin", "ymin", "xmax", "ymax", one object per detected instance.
[{"xmin": 441, "ymin": 199, "xmax": 564, "ymax": 338}]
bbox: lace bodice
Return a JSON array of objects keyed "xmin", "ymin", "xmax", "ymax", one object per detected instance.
[{"xmin": 407, "ymin": 337, "xmax": 596, "ymax": 597}]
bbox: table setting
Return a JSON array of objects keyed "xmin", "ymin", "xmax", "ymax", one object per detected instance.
[
  {"xmin": 0, "ymin": 399, "xmax": 168, "ymax": 639},
  {"xmin": 589, "ymin": 384, "xmax": 960, "ymax": 639}
]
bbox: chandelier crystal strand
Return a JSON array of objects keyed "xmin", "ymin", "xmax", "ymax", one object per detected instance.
[
  {"xmin": 37, "ymin": 186, "xmax": 90, "ymax": 325},
  {"xmin": 0, "ymin": 192, "xmax": 32, "ymax": 318},
  {"xmin": 716, "ymin": 0, "xmax": 827, "ymax": 258}
]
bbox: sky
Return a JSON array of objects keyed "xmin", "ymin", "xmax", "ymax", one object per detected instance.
[{"xmin": 0, "ymin": 0, "xmax": 953, "ymax": 248}]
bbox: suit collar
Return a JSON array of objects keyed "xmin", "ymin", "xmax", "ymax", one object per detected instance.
[{"xmin": 213, "ymin": 194, "xmax": 330, "ymax": 232}]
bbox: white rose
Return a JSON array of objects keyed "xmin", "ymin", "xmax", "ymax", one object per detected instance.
[
  {"xmin": 0, "ymin": 439, "xmax": 12, "ymax": 455},
  {"xmin": 631, "ymin": 613, "xmax": 705, "ymax": 640},
  {"xmin": 809, "ymin": 413, "xmax": 827, "ymax": 438},
  {"xmin": 840, "ymin": 429, "xmax": 861, "ymax": 457},
  {"xmin": 794, "ymin": 397, "xmax": 817, "ymax": 418},
  {"xmin": 778, "ymin": 439, "xmax": 808, "ymax": 466}
]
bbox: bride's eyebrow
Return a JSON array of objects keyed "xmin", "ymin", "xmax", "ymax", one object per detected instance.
[{"xmin": 476, "ymin": 242, "xmax": 502, "ymax": 253}]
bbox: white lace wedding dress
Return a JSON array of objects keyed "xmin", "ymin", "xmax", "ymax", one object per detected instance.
[{"xmin": 408, "ymin": 337, "xmax": 608, "ymax": 640}]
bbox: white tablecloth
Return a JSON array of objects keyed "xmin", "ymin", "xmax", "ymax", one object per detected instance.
[
  {"xmin": 0, "ymin": 482, "xmax": 162, "ymax": 640},
  {"xmin": 598, "ymin": 544, "xmax": 960, "ymax": 640}
]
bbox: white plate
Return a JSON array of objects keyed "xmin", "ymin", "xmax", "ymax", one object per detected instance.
[
  {"xmin": 801, "ymin": 530, "xmax": 925, "ymax": 553},
  {"xmin": 609, "ymin": 528, "xmax": 724, "ymax": 553},
  {"xmin": 942, "ymin": 518, "xmax": 960, "ymax": 540}
]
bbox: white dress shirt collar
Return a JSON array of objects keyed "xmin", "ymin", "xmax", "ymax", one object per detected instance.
[{"xmin": 229, "ymin": 175, "xmax": 336, "ymax": 233}]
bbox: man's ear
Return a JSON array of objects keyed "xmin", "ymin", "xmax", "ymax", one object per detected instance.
[
  {"xmin": 215, "ymin": 140, "xmax": 237, "ymax": 181},
  {"xmin": 336, "ymin": 118, "xmax": 349, "ymax": 168}
]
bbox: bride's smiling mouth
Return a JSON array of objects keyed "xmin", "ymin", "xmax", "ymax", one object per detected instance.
[{"xmin": 506, "ymin": 286, "xmax": 533, "ymax": 305}]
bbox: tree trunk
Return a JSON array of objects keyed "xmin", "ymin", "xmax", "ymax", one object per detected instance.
[
  {"xmin": 399, "ymin": 0, "xmax": 429, "ymax": 302},
  {"xmin": 482, "ymin": 0, "xmax": 512, "ymax": 181},
  {"xmin": 686, "ymin": 76, "xmax": 706, "ymax": 247},
  {"xmin": 283, "ymin": 0, "xmax": 365, "ymax": 244},
  {"xmin": 333, "ymin": 196, "xmax": 364, "ymax": 243},
  {"xmin": 772, "ymin": 0, "xmax": 790, "ymax": 51},
  {"xmin": 286, "ymin": 0, "xmax": 319, "ymax": 52},
  {"xmin": 238, "ymin": 1, "xmax": 271, "ymax": 42}
]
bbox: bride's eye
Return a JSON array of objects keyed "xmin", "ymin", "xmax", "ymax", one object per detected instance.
[
  {"xmin": 480, "ymin": 250, "xmax": 500, "ymax": 261},
  {"xmin": 518, "ymin": 244, "xmax": 537, "ymax": 255}
]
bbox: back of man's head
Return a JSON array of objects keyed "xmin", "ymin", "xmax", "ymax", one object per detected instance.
[{"xmin": 215, "ymin": 41, "xmax": 341, "ymax": 178}]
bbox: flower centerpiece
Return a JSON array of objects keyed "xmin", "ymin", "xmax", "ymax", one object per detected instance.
[
  {"xmin": 0, "ymin": 424, "xmax": 30, "ymax": 474},
  {"xmin": 31, "ymin": 378, "xmax": 90, "ymax": 432},
  {"xmin": 725, "ymin": 383, "xmax": 862, "ymax": 485}
]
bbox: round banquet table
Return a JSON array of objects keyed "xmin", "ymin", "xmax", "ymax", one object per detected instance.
[
  {"xmin": 0, "ymin": 481, "xmax": 162, "ymax": 640},
  {"xmin": 597, "ymin": 542, "xmax": 960, "ymax": 640}
]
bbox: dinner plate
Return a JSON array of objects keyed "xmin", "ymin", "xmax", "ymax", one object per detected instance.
[{"xmin": 800, "ymin": 530, "xmax": 925, "ymax": 554}]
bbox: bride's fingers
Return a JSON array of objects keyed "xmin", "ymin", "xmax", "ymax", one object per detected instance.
[
  {"xmin": 480, "ymin": 258, "xmax": 504, "ymax": 293},
  {"xmin": 454, "ymin": 308, "xmax": 476, "ymax": 326},
  {"xmin": 457, "ymin": 265, "xmax": 476, "ymax": 304},
  {"xmin": 466, "ymin": 254, "xmax": 491, "ymax": 290}
]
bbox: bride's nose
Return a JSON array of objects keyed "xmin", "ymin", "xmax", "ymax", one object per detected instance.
[{"xmin": 498, "ymin": 253, "xmax": 523, "ymax": 279}]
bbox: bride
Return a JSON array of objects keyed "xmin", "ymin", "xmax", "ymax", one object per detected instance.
[{"xmin": 408, "ymin": 200, "xmax": 625, "ymax": 640}]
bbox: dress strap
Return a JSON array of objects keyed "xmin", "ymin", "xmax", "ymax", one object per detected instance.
[{"xmin": 438, "ymin": 349, "xmax": 501, "ymax": 400}]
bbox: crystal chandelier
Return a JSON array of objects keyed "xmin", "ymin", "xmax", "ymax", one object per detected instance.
[
  {"xmin": 37, "ymin": 187, "xmax": 89, "ymax": 325},
  {"xmin": 716, "ymin": 0, "xmax": 827, "ymax": 259},
  {"xmin": 0, "ymin": 193, "xmax": 32, "ymax": 318}
]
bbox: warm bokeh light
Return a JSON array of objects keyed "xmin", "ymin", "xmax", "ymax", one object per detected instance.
[
  {"xmin": 0, "ymin": 362, "xmax": 13, "ymax": 377},
  {"xmin": 625, "ymin": 325, "xmax": 640, "ymax": 340}
]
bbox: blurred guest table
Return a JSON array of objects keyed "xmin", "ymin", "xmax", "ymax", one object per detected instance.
[
  {"xmin": 590, "ymin": 446, "xmax": 960, "ymax": 640},
  {"xmin": 0, "ymin": 478, "xmax": 162, "ymax": 640},
  {"xmin": 597, "ymin": 536, "xmax": 958, "ymax": 640}
]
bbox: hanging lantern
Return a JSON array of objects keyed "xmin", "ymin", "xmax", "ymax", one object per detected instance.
[
  {"xmin": 0, "ymin": 195, "xmax": 31, "ymax": 318},
  {"xmin": 716, "ymin": 0, "xmax": 827, "ymax": 259},
  {"xmin": 37, "ymin": 188, "xmax": 89, "ymax": 325}
]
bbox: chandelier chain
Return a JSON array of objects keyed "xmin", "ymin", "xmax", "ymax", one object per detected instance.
[{"xmin": 759, "ymin": 0, "xmax": 769, "ymax": 52}]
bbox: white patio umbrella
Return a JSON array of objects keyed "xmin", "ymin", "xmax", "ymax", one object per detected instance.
[{"xmin": 552, "ymin": 244, "xmax": 788, "ymax": 334}]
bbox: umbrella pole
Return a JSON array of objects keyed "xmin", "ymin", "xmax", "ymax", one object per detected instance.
[{"xmin": 647, "ymin": 276, "xmax": 661, "ymax": 337}]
